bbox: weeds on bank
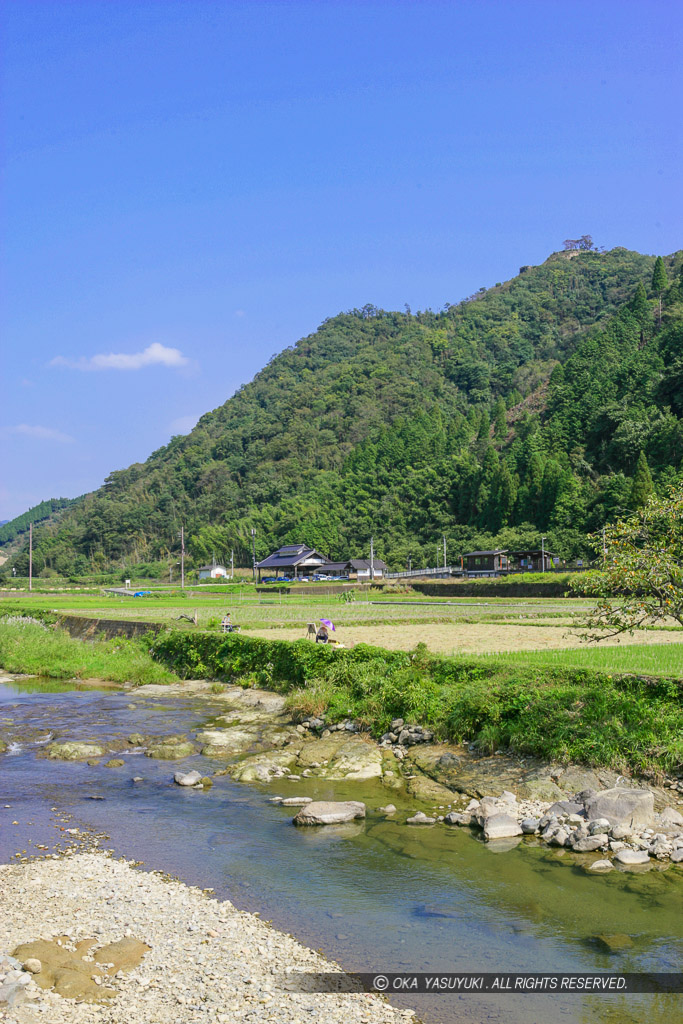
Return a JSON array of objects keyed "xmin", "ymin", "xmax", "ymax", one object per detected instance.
[
  {"xmin": 150, "ymin": 631, "xmax": 683, "ymax": 775},
  {"xmin": 0, "ymin": 621, "xmax": 177, "ymax": 686}
]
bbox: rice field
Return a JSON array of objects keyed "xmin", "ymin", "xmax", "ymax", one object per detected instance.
[
  {"xmin": 240, "ymin": 620, "xmax": 683, "ymax": 659},
  {"xmin": 2, "ymin": 587, "xmax": 681, "ymax": 677}
]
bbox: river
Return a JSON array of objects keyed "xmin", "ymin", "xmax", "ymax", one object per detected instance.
[{"xmin": 1, "ymin": 676, "xmax": 681, "ymax": 1023}]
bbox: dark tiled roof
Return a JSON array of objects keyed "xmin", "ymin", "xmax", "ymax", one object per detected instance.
[
  {"xmin": 463, "ymin": 550, "xmax": 507, "ymax": 557},
  {"xmin": 348, "ymin": 558, "xmax": 388, "ymax": 570},
  {"xmin": 256, "ymin": 545, "xmax": 329, "ymax": 569}
]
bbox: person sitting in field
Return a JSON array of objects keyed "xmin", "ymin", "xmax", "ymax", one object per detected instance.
[
  {"xmin": 221, "ymin": 612, "xmax": 234, "ymax": 633},
  {"xmin": 315, "ymin": 623, "xmax": 330, "ymax": 643}
]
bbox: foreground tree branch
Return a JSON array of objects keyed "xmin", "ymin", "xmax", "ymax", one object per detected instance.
[{"xmin": 573, "ymin": 484, "xmax": 683, "ymax": 642}]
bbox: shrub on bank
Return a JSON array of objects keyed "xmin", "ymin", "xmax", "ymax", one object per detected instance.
[{"xmin": 149, "ymin": 631, "xmax": 683, "ymax": 775}]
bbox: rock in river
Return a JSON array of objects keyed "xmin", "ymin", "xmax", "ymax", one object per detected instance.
[
  {"xmin": 174, "ymin": 770, "xmax": 202, "ymax": 787},
  {"xmin": 293, "ymin": 801, "xmax": 366, "ymax": 826},
  {"xmin": 47, "ymin": 742, "xmax": 105, "ymax": 761},
  {"xmin": 407, "ymin": 811, "xmax": 437, "ymax": 825},
  {"xmin": 482, "ymin": 814, "xmax": 523, "ymax": 841},
  {"xmin": 146, "ymin": 736, "xmax": 196, "ymax": 760}
]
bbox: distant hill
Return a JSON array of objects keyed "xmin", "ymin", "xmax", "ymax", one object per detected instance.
[
  {"xmin": 6, "ymin": 246, "xmax": 682, "ymax": 576},
  {"xmin": 0, "ymin": 498, "xmax": 76, "ymax": 548}
]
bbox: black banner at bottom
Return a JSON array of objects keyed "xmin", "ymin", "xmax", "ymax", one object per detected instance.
[{"xmin": 287, "ymin": 972, "xmax": 683, "ymax": 994}]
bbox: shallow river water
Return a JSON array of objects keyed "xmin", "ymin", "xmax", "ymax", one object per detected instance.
[{"xmin": 0, "ymin": 678, "xmax": 681, "ymax": 1024}]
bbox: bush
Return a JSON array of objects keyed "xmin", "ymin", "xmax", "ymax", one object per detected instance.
[{"xmin": 148, "ymin": 630, "xmax": 683, "ymax": 774}]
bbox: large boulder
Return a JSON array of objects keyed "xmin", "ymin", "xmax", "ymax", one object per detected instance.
[
  {"xmin": 46, "ymin": 742, "xmax": 104, "ymax": 761},
  {"xmin": 293, "ymin": 801, "xmax": 366, "ymax": 826},
  {"xmin": 584, "ymin": 788, "xmax": 654, "ymax": 827},
  {"xmin": 483, "ymin": 814, "xmax": 523, "ymax": 840}
]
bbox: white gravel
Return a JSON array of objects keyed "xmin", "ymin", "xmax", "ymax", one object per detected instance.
[{"xmin": 0, "ymin": 853, "xmax": 414, "ymax": 1024}]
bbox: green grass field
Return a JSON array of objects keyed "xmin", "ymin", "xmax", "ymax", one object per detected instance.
[
  {"xmin": 477, "ymin": 643, "xmax": 683, "ymax": 677},
  {"xmin": 1, "ymin": 587, "xmax": 681, "ymax": 678}
]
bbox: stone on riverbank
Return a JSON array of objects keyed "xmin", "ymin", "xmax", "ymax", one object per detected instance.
[
  {"xmin": 228, "ymin": 749, "xmax": 300, "ymax": 782},
  {"xmin": 572, "ymin": 835, "xmax": 609, "ymax": 853},
  {"xmin": 614, "ymin": 849, "xmax": 651, "ymax": 866},
  {"xmin": 405, "ymin": 774, "xmax": 456, "ymax": 804},
  {"xmin": 584, "ymin": 788, "xmax": 654, "ymax": 826},
  {"xmin": 293, "ymin": 801, "xmax": 366, "ymax": 825},
  {"xmin": 301, "ymin": 736, "xmax": 383, "ymax": 781},
  {"xmin": 407, "ymin": 811, "xmax": 437, "ymax": 825}
]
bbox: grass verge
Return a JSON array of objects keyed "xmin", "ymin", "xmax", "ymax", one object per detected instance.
[{"xmin": 0, "ymin": 621, "xmax": 177, "ymax": 686}]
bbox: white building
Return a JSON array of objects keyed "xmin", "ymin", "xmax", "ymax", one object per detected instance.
[{"xmin": 198, "ymin": 561, "xmax": 229, "ymax": 580}]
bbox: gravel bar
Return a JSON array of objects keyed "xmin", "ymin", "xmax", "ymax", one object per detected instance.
[{"xmin": 0, "ymin": 852, "xmax": 415, "ymax": 1024}]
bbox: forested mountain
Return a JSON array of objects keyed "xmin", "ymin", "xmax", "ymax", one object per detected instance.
[
  {"xmin": 0, "ymin": 498, "xmax": 75, "ymax": 547},
  {"xmin": 6, "ymin": 246, "xmax": 683, "ymax": 576}
]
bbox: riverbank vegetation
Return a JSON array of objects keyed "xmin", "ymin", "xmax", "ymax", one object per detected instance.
[
  {"xmin": 149, "ymin": 631, "xmax": 683, "ymax": 776},
  {"xmin": 0, "ymin": 621, "xmax": 177, "ymax": 686}
]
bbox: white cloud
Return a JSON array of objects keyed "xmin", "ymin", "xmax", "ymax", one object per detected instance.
[
  {"xmin": 170, "ymin": 414, "xmax": 199, "ymax": 435},
  {"xmin": 50, "ymin": 342, "xmax": 189, "ymax": 371},
  {"xmin": 4, "ymin": 424, "xmax": 75, "ymax": 443}
]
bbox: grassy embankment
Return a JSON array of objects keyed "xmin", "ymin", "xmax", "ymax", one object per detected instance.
[
  {"xmin": 1, "ymin": 595, "xmax": 681, "ymax": 775},
  {"xmin": 0, "ymin": 621, "xmax": 177, "ymax": 686},
  {"xmin": 149, "ymin": 631, "xmax": 683, "ymax": 776}
]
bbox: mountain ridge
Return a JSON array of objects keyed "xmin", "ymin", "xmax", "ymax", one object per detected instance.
[{"xmin": 5, "ymin": 246, "xmax": 682, "ymax": 576}]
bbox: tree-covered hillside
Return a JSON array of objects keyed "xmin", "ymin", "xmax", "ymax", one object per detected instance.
[
  {"xmin": 0, "ymin": 498, "xmax": 75, "ymax": 547},
  {"xmin": 5, "ymin": 246, "xmax": 682, "ymax": 576}
]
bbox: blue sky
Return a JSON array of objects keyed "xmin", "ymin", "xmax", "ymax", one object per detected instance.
[{"xmin": 2, "ymin": 0, "xmax": 681, "ymax": 520}]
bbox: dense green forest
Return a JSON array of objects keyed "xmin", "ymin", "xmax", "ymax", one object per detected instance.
[
  {"xmin": 4, "ymin": 246, "xmax": 682, "ymax": 576},
  {"xmin": 0, "ymin": 498, "xmax": 75, "ymax": 546}
]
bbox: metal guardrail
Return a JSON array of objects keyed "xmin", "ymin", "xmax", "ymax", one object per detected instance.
[
  {"xmin": 385, "ymin": 566, "xmax": 457, "ymax": 579},
  {"xmin": 386, "ymin": 565, "xmax": 591, "ymax": 580}
]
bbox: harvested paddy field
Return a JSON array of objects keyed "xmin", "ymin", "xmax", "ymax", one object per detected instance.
[{"xmin": 241, "ymin": 620, "xmax": 683, "ymax": 655}]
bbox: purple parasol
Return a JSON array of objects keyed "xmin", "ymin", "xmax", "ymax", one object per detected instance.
[{"xmin": 319, "ymin": 618, "xmax": 335, "ymax": 631}]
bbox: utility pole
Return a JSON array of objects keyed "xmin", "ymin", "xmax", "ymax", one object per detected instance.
[
  {"xmin": 251, "ymin": 528, "xmax": 257, "ymax": 582},
  {"xmin": 231, "ymin": 548, "xmax": 234, "ymax": 580},
  {"xmin": 602, "ymin": 525, "xmax": 606, "ymax": 563},
  {"xmin": 443, "ymin": 534, "xmax": 447, "ymax": 569},
  {"xmin": 370, "ymin": 536, "xmax": 375, "ymax": 581},
  {"xmin": 29, "ymin": 522, "xmax": 33, "ymax": 591},
  {"xmin": 541, "ymin": 535, "xmax": 546, "ymax": 573},
  {"xmin": 181, "ymin": 526, "xmax": 185, "ymax": 589},
  {"xmin": 408, "ymin": 555, "xmax": 412, "ymax": 573}
]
